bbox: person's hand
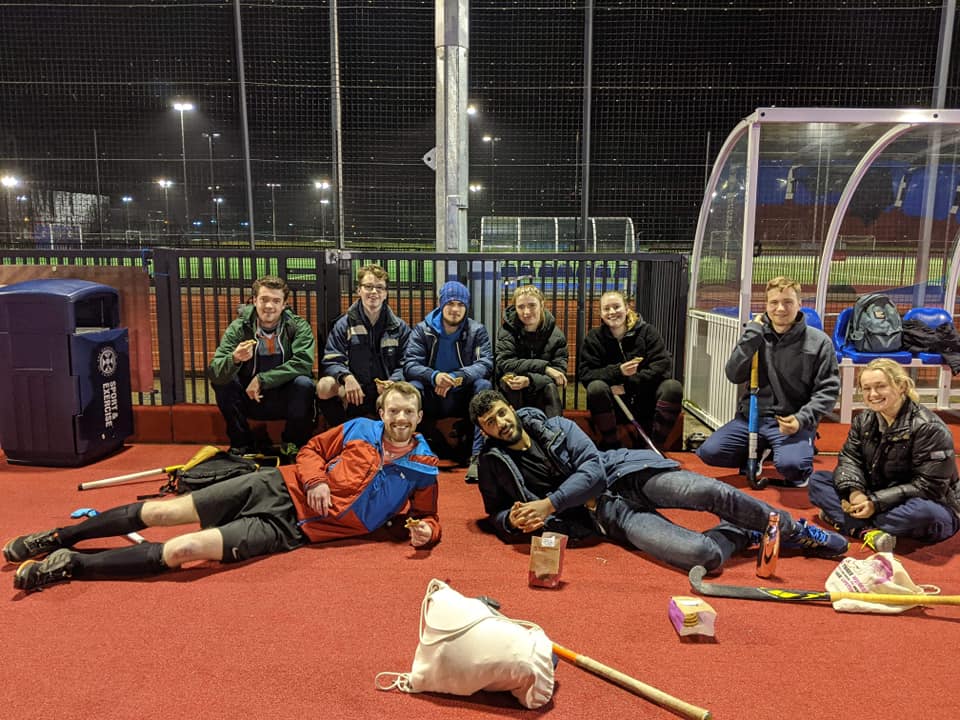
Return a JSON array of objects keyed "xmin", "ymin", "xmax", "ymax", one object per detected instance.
[
  {"xmin": 848, "ymin": 490, "xmax": 869, "ymax": 506},
  {"xmin": 407, "ymin": 520, "xmax": 433, "ymax": 547},
  {"xmin": 847, "ymin": 497, "xmax": 876, "ymax": 519},
  {"xmin": 545, "ymin": 366, "xmax": 567, "ymax": 387},
  {"xmin": 508, "ymin": 498, "xmax": 555, "ymax": 533},
  {"xmin": 611, "ymin": 384, "xmax": 626, "ymax": 396},
  {"xmin": 753, "ymin": 313, "xmax": 766, "ymax": 326},
  {"xmin": 619, "ymin": 357, "xmax": 642, "ymax": 377},
  {"xmin": 434, "ymin": 372, "xmax": 458, "ymax": 397},
  {"xmin": 503, "ymin": 374, "xmax": 530, "ymax": 391},
  {"xmin": 245, "ymin": 375, "xmax": 263, "ymax": 402},
  {"xmin": 306, "ymin": 483, "xmax": 333, "ymax": 516},
  {"xmin": 342, "ymin": 374, "xmax": 364, "ymax": 406},
  {"xmin": 232, "ymin": 339, "xmax": 257, "ymax": 364},
  {"xmin": 775, "ymin": 414, "xmax": 800, "ymax": 436}
]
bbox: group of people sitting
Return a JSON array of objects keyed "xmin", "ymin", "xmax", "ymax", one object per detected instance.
[
  {"xmin": 4, "ymin": 272, "xmax": 959, "ymax": 594},
  {"xmin": 205, "ymin": 266, "xmax": 685, "ymax": 481}
]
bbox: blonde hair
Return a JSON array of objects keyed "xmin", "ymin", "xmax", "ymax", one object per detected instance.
[
  {"xmin": 357, "ymin": 264, "xmax": 388, "ymax": 285},
  {"xmin": 600, "ymin": 290, "xmax": 638, "ymax": 330},
  {"xmin": 512, "ymin": 285, "xmax": 545, "ymax": 329},
  {"xmin": 376, "ymin": 380, "xmax": 422, "ymax": 412},
  {"xmin": 766, "ymin": 276, "xmax": 802, "ymax": 296},
  {"xmin": 858, "ymin": 358, "xmax": 919, "ymax": 403}
]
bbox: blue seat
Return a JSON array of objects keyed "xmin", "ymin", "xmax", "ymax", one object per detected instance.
[
  {"xmin": 801, "ymin": 307, "xmax": 823, "ymax": 331},
  {"xmin": 903, "ymin": 307, "xmax": 953, "ymax": 364},
  {"xmin": 833, "ymin": 307, "xmax": 912, "ymax": 364}
]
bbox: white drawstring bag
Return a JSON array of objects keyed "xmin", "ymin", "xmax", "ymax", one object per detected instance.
[
  {"xmin": 825, "ymin": 552, "xmax": 941, "ymax": 614},
  {"xmin": 375, "ymin": 578, "xmax": 555, "ymax": 709}
]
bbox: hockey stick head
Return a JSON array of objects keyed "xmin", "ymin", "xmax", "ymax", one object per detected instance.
[{"xmin": 688, "ymin": 565, "xmax": 708, "ymax": 594}]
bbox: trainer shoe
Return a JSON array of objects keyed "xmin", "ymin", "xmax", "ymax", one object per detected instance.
[
  {"xmin": 465, "ymin": 455, "xmax": 480, "ymax": 484},
  {"xmin": 817, "ymin": 509, "xmax": 843, "ymax": 532},
  {"xmin": 861, "ymin": 529, "xmax": 897, "ymax": 553},
  {"xmin": 14, "ymin": 549, "xmax": 77, "ymax": 592},
  {"xmin": 768, "ymin": 470, "xmax": 810, "ymax": 489},
  {"xmin": 783, "ymin": 518, "xmax": 848, "ymax": 557},
  {"xmin": 3, "ymin": 529, "xmax": 62, "ymax": 564}
]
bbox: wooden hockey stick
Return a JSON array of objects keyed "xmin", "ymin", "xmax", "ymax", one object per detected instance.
[{"xmin": 78, "ymin": 445, "xmax": 221, "ymax": 490}]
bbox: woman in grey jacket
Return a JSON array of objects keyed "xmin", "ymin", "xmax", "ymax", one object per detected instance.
[{"xmin": 809, "ymin": 358, "xmax": 960, "ymax": 551}]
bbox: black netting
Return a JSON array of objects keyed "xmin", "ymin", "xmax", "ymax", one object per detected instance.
[{"xmin": 0, "ymin": 0, "xmax": 955, "ymax": 250}]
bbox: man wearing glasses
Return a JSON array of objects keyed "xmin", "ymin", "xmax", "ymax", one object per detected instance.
[
  {"xmin": 317, "ymin": 264, "xmax": 411, "ymax": 427},
  {"xmin": 207, "ymin": 275, "xmax": 317, "ymax": 458}
]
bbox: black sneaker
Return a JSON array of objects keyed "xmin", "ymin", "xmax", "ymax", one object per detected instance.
[
  {"xmin": 464, "ymin": 455, "xmax": 479, "ymax": 484},
  {"xmin": 3, "ymin": 529, "xmax": 62, "ymax": 563},
  {"xmin": 14, "ymin": 549, "xmax": 77, "ymax": 592}
]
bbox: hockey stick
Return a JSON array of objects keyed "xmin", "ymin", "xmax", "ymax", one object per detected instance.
[
  {"xmin": 477, "ymin": 596, "xmax": 711, "ymax": 719},
  {"xmin": 551, "ymin": 642, "xmax": 711, "ymax": 719},
  {"xmin": 688, "ymin": 565, "xmax": 960, "ymax": 607},
  {"xmin": 78, "ymin": 445, "xmax": 221, "ymax": 491},
  {"xmin": 613, "ymin": 393, "xmax": 664, "ymax": 458},
  {"xmin": 744, "ymin": 352, "xmax": 767, "ymax": 490}
]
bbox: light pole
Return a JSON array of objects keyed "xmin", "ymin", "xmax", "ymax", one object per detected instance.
[
  {"xmin": 1, "ymin": 175, "xmax": 19, "ymax": 241},
  {"xmin": 173, "ymin": 101, "xmax": 194, "ymax": 226},
  {"xmin": 314, "ymin": 179, "xmax": 330, "ymax": 242},
  {"xmin": 213, "ymin": 196, "xmax": 224, "ymax": 243},
  {"xmin": 157, "ymin": 179, "xmax": 173, "ymax": 235},
  {"xmin": 121, "ymin": 196, "xmax": 133, "ymax": 232},
  {"xmin": 202, "ymin": 131, "xmax": 220, "ymax": 223},
  {"xmin": 267, "ymin": 183, "xmax": 280, "ymax": 243},
  {"xmin": 482, "ymin": 135, "xmax": 501, "ymax": 214}
]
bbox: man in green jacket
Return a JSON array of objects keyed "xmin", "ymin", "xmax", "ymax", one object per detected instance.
[{"xmin": 207, "ymin": 275, "xmax": 317, "ymax": 457}]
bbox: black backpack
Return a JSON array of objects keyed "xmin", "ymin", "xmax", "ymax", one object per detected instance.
[
  {"xmin": 139, "ymin": 452, "xmax": 262, "ymax": 498},
  {"xmin": 845, "ymin": 293, "xmax": 902, "ymax": 353}
]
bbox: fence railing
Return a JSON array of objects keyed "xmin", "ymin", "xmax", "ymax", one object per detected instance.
[{"xmin": 0, "ymin": 249, "xmax": 689, "ymax": 410}]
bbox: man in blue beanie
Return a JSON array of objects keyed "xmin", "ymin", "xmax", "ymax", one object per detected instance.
[{"xmin": 403, "ymin": 280, "xmax": 493, "ymax": 482}]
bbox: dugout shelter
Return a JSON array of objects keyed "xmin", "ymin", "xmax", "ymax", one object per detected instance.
[{"xmin": 685, "ymin": 107, "xmax": 960, "ymax": 428}]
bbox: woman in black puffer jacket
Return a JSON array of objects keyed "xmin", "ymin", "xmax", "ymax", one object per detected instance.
[
  {"xmin": 809, "ymin": 358, "xmax": 960, "ymax": 550},
  {"xmin": 495, "ymin": 285, "xmax": 568, "ymax": 417},
  {"xmin": 578, "ymin": 290, "xmax": 682, "ymax": 450}
]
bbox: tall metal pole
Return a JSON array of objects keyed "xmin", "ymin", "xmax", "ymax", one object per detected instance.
[
  {"xmin": 93, "ymin": 129, "xmax": 104, "ymax": 235},
  {"xmin": 579, "ymin": 0, "xmax": 594, "ymax": 252},
  {"xmin": 329, "ymin": 0, "xmax": 345, "ymax": 248},
  {"xmin": 177, "ymin": 109, "xmax": 190, "ymax": 225},
  {"xmin": 233, "ymin": 0, "xmax": 256, "ymax": 249}
]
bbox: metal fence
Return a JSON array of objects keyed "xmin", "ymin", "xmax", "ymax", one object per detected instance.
[
  {"xmin": 0, "ymin": 249, "xmax": 688, "ymax": 409},
  {"xmin": 1, "ymin": 1, "xmax": 956, "ymax": 251}
]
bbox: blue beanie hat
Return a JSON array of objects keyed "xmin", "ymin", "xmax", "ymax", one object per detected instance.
[{"xmin": 439, "ymin": 280, "xmax": 470, "ymax": 308}]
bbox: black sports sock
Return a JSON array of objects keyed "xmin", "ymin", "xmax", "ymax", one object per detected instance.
[
  {"xmin": 57, "ymin": 502, "xmax": 148, "ymax": 547},
  {"xmin": 71, "ymin": 542, "xmax": 168, "ymax": 579}
]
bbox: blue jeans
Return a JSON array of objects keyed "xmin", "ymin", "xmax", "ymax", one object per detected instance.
[
  {"xmin": 696, "ymin": 415, "xmax": 816, "ymax": 484},
  {"xmin": 410, "ymin": 377, "xmax": 492, "ymax": 456},
  {"xmin": 808, "ymin": 470, "xmax": 960, "ymax": 544},
  {"xmin": 594, "ymin": 469, "xmax": 797, "ymax": 571},
  {"xmin": 212, "ymin": 375, "xmax": 316, "ymax": 448}
]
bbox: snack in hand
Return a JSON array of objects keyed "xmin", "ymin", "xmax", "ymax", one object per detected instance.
[{"xmin": 405, "ymin": 517, "xmax": 422, "ymax": 529}]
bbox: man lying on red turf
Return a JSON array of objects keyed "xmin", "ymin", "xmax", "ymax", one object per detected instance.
[
  {"xmin": 469, "ymin": 390, "xmax": 847, "ymax": 573},
  {"xmin": 4, "ymin": 381, "xmax": 440, "ymax": 593}
]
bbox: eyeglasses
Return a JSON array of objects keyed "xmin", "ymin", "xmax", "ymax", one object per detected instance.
[{"xmin": 360, "ymin": 283, "xmax": 387, "ymax": 293}]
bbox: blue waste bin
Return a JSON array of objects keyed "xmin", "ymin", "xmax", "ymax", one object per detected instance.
[{"xmin": 0, "ymin": 278, "xmax": 134, "ymax": 466}]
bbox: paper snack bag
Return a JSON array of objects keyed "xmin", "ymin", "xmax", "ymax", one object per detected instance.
[{"xmin": 528, "ymin": 532, "xmax": 568, "ymax": 588}]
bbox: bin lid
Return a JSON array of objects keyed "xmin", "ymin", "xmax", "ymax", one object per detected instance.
[{"xmin": 0, "ymin": 278, "xmax": 118, "ymax": 301}]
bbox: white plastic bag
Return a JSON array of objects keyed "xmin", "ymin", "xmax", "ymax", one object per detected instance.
[
  {"xmin": 825, "ymin": 552, "xmax": 940, "ymax": 614},
  {"xmin": 376, "ymin": 578, "xmax": 555, "ymax": 708}
]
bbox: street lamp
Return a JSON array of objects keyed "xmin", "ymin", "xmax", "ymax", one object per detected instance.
[
  {"xmin": 314, "ymin": 179, "xmax": 330, "ymax": 241},
  {"xmin": 172, "ymin": 101, "xmax": 195, "ymax": 226},
  {"xmin": 202, "ymin": 131, "xmax": 221, "ymax": 215},
  {"xmin": 121, "ymin": 195, "xmax": 133, "ymax": 232},
  {"xmin": 157, "ymin": 179, "xmax": 173, "ymax": 235},
  {"xmin": 482, "ymin": 135, "xmax": 501, "ymax": 214},
  {"xmin": 213, "ymin": 197, "xmax": 224, "ymax": 243},
  {"xmin": 266, "ymin": 183, "xmax": 281, "ymax": 243},
  {"xmin": 1, "ymin": 175, "xmax": 20, "ymax": 240}
]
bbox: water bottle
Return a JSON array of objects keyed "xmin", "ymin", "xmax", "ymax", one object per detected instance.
[{"xmin": 756, "ymin": 511, "xmax": 780, "ymax": 578}]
